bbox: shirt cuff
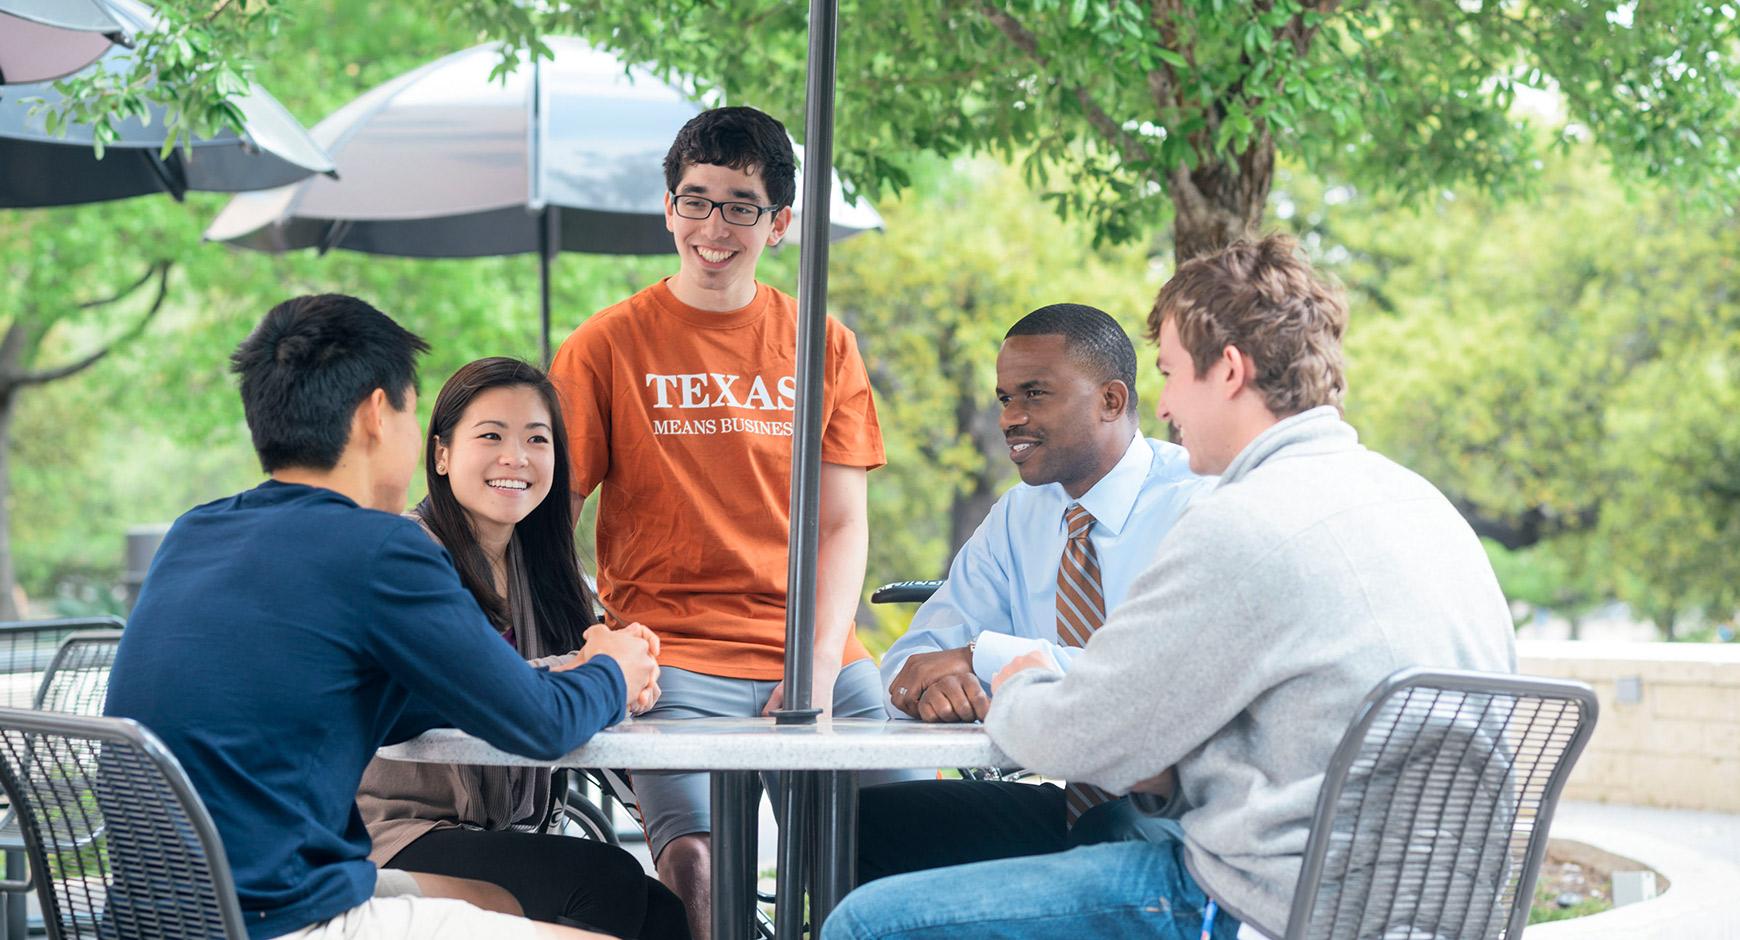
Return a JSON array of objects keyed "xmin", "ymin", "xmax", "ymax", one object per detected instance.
[{"xmin": 972, "ymin": 632, "xmax": 1054, "ymax": 685}]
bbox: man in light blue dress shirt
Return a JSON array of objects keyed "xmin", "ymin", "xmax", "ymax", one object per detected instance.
[{"xmin": 862, "ymin": 302, "xmax": 1208, "ymax": 883}]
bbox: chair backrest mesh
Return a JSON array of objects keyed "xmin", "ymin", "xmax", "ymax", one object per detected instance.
[
  {"xmin": 0, "ymin": 707, "xmax": 246, "ymax": 939},
  {"xmin": 0, "ymin": 619, "xmax": 123, "ymax": 711},
  {"xmin": 1289, "ymin": 669, "xmax": 1597, "ymax": 940},
  {"xmin": 35, "ymin": 632, "xmax": 124, "ymax": 716}
]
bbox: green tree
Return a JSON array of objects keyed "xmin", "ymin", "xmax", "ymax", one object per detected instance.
[
  {"xmin": 0, "ymin": 201, "xmax": 190, "ymax": 618},
  {"xmin": 57, "ymin": 1, "xmax": 1740, "ymax": 273},
  {"xmin": 24, "ymin": 2, "xmax": 1740, "ymax": 641},
  {"xmin": 0, "ymin": 2, "xmax": 676, "ymax": 609},
  {"xmin": 1277, "ymin": 150, "xmax": 1740, "ymax": 636}
]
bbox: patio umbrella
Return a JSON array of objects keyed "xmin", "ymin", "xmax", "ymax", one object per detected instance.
[
  {"xmin": 202, "ymin": 36, "xmax": 881, "ymax": 363},
  {"xmin": 0, "ymin": 0, "xmax": 334, "ymax": 208},
  {"xmin": 0, "ymin": 0, "xmax": 127, "ymax": 85}
]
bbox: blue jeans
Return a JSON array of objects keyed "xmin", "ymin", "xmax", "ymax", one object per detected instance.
[
  {"xmin": 857, "ymin": 780, "xmax": 1185, "ymax": 885},
  {"xmin": 821, "ymin": 838, "xmax": 1242, "ymax": 940}
]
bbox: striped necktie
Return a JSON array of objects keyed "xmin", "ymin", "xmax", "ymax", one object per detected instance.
[{"xmin": 1057, "ymin": 504, "xmax": 1115, "ymax": 824}]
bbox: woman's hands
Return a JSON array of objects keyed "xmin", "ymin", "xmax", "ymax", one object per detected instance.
[{"xmin": 558, "ymin": 622, "xmax": 662, "ymax": 715}]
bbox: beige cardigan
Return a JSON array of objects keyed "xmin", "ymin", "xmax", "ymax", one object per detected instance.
[{"xmin": 356, "ymin": 523, "xmax": 575, "ymax": 864}]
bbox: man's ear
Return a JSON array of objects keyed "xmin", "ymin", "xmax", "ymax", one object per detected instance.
[
  {"xmin": 1218, "ymin": 345, "xmax": 1255, "ymax": 400},
  {"xmin": 353, "ymin": 388, "xmax": 390, "ymax": 449},
  {"xmin": 1101, "ymin": 379, "xmax": 1131, "ymax": 420},
  {"xmin": 766, "ymin": 205, "xmax": 793, "ymax": 247}
]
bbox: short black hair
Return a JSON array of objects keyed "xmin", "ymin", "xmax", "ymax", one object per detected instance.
[
  {"xmin": 663, "ymin": 106, "xmax": 797, "ymax": 209},
  {"xmin": 230, "ymin": 294, "xmax": 430, "ymax": 473},
  {"xmin": 1005, "ymin": 303, "xmax": 1140, "ymax": 415}
]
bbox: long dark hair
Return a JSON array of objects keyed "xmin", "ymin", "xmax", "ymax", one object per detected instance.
[{"xmin": 416, "ymin": 357, "xmax": 595, "ymax": 654}]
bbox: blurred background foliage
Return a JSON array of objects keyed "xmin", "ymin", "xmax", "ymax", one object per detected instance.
[{"xmin": 4, "ymin": 2, "xmax": 1736, "ymax": 646}]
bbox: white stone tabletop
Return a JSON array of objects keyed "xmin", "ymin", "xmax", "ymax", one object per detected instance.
[{"xmin": 377, "ymin": 716, "xmax": 1013, "ymax": 771}]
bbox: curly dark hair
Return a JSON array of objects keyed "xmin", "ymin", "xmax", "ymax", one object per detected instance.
[{"xmin": 663, "ymin": 106, "xmax": 796, "ymax": 208}]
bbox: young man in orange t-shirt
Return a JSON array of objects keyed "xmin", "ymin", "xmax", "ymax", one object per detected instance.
[{"xmin": 548, "ymin": 106, "xmax": 905, "ymax": 937}]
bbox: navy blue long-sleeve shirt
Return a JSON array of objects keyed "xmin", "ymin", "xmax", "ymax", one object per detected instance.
[{"xmin": 106, "ymin": 481, "xmax": 627, "ymax": 939}]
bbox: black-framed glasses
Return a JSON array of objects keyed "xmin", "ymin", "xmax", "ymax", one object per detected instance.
[{"xmin": 669, "ymin": 192, "xmax": 781, "ymax": 226}]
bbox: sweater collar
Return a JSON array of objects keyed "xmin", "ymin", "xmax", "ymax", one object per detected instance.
[{"xmin": 1216, "ymin": 405, "xmax": 1359, "ymax": 488}]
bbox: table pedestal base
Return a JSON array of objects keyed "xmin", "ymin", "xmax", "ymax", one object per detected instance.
[
  {"xmin": 710, "ymin": 771, "xmax": 760, "ymax": 940},
  {"xmin": 710, "ymin": 769, "xmax": 860, "ymax": 940}
]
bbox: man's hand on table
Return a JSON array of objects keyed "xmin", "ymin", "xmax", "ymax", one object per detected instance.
[
  {"xmin": 562, "ymin": 622, "xmax": 662, "ymax": 715},
  {"xmin": 762, "ymin": 659, "xmax": 839, "ymax": 718},
  {"xmin": 990, "ymin": 647, "xmax": 1061, "ymax": 695},
  {"xmin": 888, "ymin": 647, "xmax": 981, "ymax": 721},
  {"xmin": 913, "ymin": 673, "xmax": 989, "ymax": 723}
]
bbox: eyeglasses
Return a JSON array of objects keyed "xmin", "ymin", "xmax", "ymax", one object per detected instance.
[{"xmin": 669, "ymin": 192, "xmax": 781, "ymax": 226}]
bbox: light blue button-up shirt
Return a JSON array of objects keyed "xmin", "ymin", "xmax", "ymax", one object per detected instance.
[{"xmin": 880, "ymin": 433, "xmax": 1209, "ymax": 710}]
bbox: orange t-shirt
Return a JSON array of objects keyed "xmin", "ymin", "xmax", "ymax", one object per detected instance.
[{"xmin": 549, "ymin": 278, "xmax": 885, "ymax": 680}]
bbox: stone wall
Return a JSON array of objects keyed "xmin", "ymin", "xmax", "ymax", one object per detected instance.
[{"xmin": 1518, "ymin": 640, "xmax": 1740, "ymax": 813}]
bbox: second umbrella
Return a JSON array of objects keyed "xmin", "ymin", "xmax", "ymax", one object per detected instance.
[{"xmin": 205, "ymin": 37, "xmax": 880, "ymax": 363}]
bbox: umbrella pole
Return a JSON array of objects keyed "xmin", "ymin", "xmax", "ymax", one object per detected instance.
[
  {"xmin": 774, "ymin": 0, "xmax": 840, "ymax": 726},
  {"xmin": 538, "ymin": 207, "xmax": 558, "ymax": 366},
  {"xmin": 772, "ymin": 1, "xmax": 840, "ymax": 934}
]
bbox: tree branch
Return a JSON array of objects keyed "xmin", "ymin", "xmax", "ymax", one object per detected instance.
[
  {"xmin": 1449, "ymin": 495, "xmax": 1599, "ymax": 551},
  {"xmin": 1147, "ymin": 0, "xmax": 1186, "ymax": 111},
  {"xmin": 1277, "ymin": 0, "xmax": 1341, "ymax": 58},
  {"xmin": 76, "ymin": 262, "xmax": 162, "ymax": 311},
  {"xmin": 13, "ymin": 262, "xmax": 172, "ymax": 390},
  {"xmin": 973, "ymin": 3, "xmax": 1156, "ymax": 167}
]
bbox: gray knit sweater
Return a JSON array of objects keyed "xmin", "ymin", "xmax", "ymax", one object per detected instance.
[{"xmin": 986, "ymin": 406, "xmax": 1516, "ymax": 937}]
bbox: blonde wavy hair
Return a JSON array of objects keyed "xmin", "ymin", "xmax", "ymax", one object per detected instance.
[{"xmin": 1146, "ymin": 235, "xmax": 1347, "ymax": 416}]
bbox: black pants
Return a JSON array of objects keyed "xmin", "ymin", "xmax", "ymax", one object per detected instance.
[
  {"xmin": 388, "ymin": 827, "xmax": 689, "ymax": 940},
  {"xmin": 856, "ymin": 779, "xmax": 1176, "ymax": 885}
]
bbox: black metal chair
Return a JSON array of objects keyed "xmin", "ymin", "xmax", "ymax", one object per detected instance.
[
  {"xmin": 0, "ymin": 619, "xmax": 123, "ymax": 711},
  {"xmin": 0, "ymin": 619, "xmax": 123, "ymax": 939},
  {"xmin": 0, "ymin": 707, "xmax": 249, "ymax": 939},
  {"xmin": 1285, "ymin": 668, "xmax": 1598, "ymax": 940},
  {"xmin": 34, "ymin": 631, "xmax": 123, "ymax": 717},
  {"xmin": 867, "ymin": 580, "xmax": 944, "ymax": 605}
]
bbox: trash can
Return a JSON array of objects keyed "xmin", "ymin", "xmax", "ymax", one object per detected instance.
[{"xmin": 123, "ymin": 524, "xmax": 171, "ymax": 613}]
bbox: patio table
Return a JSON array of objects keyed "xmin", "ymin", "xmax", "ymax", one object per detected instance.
[{"xmin": 379, "ymin": 716, "xmax": 1011, "ymax": 940}]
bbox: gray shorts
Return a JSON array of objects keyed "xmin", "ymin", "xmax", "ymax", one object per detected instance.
[{"xmin": 632, "ymin": 658, "xmax": 926, "ymax": 861}]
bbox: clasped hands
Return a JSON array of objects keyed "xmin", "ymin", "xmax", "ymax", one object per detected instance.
[
  {"xmin": 888, "ymin": 645, "xmax": 1060, "ymax": 723},
  {"xmin": 553, "ymin": 622, "xmax": 662, "ymax": 715}
]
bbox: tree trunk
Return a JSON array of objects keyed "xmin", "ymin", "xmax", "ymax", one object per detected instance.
[{"xmin": 1166, "ymin": 133, "xmax": 1275, "ymax": 265}]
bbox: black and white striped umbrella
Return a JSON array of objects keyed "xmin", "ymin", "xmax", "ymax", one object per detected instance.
[
  {"xmin": 0, "ymin": 0, "xmax": 333, "ymax": 207},
  {"xmin": 0, "ymin": 0, "xmax": 126, "ymax": 85}
]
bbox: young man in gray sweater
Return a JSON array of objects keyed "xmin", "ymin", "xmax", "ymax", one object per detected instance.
[{"xmin": 822, "ymin": 236, "xmax": 1516, "ymax": 940}]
